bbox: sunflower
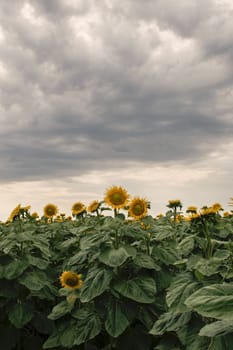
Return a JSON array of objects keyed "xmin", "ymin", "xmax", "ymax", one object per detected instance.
[
  {"xmin": 128, "ymin": 197, "xmax": 148, "ymax": 220},
  {"xmin": 43, "ymin": 203, "xmax": 58, "ymax": 218},
  {"xmin": 60, "ymin": 271, "xmax": 83, "ymax": 290},
  {"xmin": 71, "ymin": 202, "xmax": 86, "ymax": 215},
  {"xmin": 211, "ymin": 203, "xmax": 222, "ymax": 212},
  {"xmin": 22, "ymin": 205, "xmax": 31, "ymax": 212},
  {"xmin": 104, "ymin": 186, "xmax": 130, "ymax": 209},
  {"xmin": 186, "ymin": 206, "xmax": 198, "ymax": 214},
  {"xmin": 167, "ymin": 199, "xmax": 182, "ymax": 209},
  {"xmin": 7, "ymin": 204, "xmax": 21, "ymax": 222},
  {"xmin": 87, "ymin": 200, "xmax": 100, "ymax": 213}
]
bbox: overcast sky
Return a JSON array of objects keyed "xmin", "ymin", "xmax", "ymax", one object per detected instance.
[{"xmin": 0, "ymin": 0, "xmax": 233, "ymax": 220}]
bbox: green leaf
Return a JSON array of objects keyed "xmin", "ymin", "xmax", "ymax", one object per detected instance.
[
  {"xmin": 99, "ymin": 245, "xmax": 136, "ymax": 267},
  {"xmin": 48, "ymin": 300, "xmax": 73, "ymax": 320},
  {"xmin": 80, "ymin": 233, "xmax": 107, "ymax": 250},
  {"xmin": 19, "ymin": 270, "xmax": 48, "ymax": 291},
  {"xmin": 4, "ymin": 259, "xmax": 29, "ymax": 279},
  {"xmin": 178, "ymin": 236, "xmax": 195, "ymax": 256},
  {"xmin": 60, "ymin": 326, "xmax": 77, "ymax": 348},
  {"xmin": 166, "ymin": 273, "xmax": 200, "ymax": 312},
  {"xmin": 150, "ymin": 312, "xmax": 191, "ymax": 335},
  {"xmin": 73, "ymin": 310, "xmax": 102, "ymax": 346},
  {"xmin": 113, "ymin": 276, "xmax": 156, "ymax": 303},
  {"xmin": 199, "ymin": 320, "xmax": 233, "ymax": 337},
  {"xmin": 67, "ymin": 251, "xmax": 87, "ymax": 266},
  {"xmin": 185, "ymin": 284, "xmax": 233, "ymax": 320},
  {"xmin": 27, "ymin": 255, "xmax": 49, "ymax": 270},
  {"xmin": 194, "ymin": 257, "xmax": 223, "ymax": 276},
  {"xmin": 42, "ymin": 332, "xmax": 61, "ymax": 349},
  {"xmin": 8, "ymin": 303, "xmax": 33, "ymax": 328},
  {"xmin": 80, "ymin": 268, "xmax": 113, "ymax": 302},
  {"xmin": 152, "ymin": 241, "xmax": 180, "ymax": 265},
  {"xmin": 133, "ymin": 253, "xmax": 160, "ymax": 270},
  {"xmin": 105, "ymin": 298, "xmax": 130, "ymax": 337}
]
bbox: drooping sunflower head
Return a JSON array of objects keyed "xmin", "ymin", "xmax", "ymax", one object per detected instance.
[
  {"xmin": 7, "ymin": 204, "xmax": 21, "ymax": 222},
  {"xmin": 87, "ymin": 200, "xmax": 100, "ymax": 213},
  {"xmin": 71, "ymin": 202, "xmax": 86, "ymax": 215},
  {"xmin": 104, "ymin": 186, "xmax": 130, "ymax": 209},
  {"xmin": 60, "ymin": 271, "xmax": 83, "ymax": 290},
  {"xmin": 43, "ymin": 203, "xmax": 58, "ymax": 218},
  {"xmin": 22, "ymin": 205, "xmax": 31, "ymax": 212},
  {"xmin": 128, "ymin": 197, "xmax": 148, "ymax": 220}
]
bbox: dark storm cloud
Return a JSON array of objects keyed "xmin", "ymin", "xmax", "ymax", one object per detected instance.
[{"xmin": 0, "ymin": 0, "xmax": 232, "ymax": 183}]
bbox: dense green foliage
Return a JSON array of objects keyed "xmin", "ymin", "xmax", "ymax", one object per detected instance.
[{"xmin": 0, "ymin": 205, "xmax": 233, "ymax": 349}]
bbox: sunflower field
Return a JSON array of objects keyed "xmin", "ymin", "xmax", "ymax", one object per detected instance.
[{"xmin": 0, "ymin": 188, "xmax": 233, "ymax": 350}]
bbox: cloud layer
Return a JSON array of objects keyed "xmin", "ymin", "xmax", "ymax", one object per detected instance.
[{"xmin": 0, "ymin": 0, "xmax": 232, "ymax": 218}]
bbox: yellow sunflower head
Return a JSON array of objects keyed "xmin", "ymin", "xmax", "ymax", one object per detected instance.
[
  {"xmin": 186, "ymin": 206, "xmax": 198, "ymax": 214},
  {"xmin": 167, "ymin": 199, "xmax": 182, "ymax": 209},
  {"xmin": 87, "ymin": 200, "xmax": 100, "ymax": 213},
  {"xmin": 71, "ymin": 202, "xmax": 86, "ymax": 215},
  {"xmin": 59, "ymin": 271, "xmax": 83, "ymax": 290},
  {"xmin": 104, "ymin": 186, "xmax": 130, "ymax": 209},
  {"xmin": 128, "ymin": 197, "xmax": 148, "ymax": 220},
  {"xmin": 43, "ymin": 203, "xmax": 58, "ymax": 218},
  {"xmin": 7, "ymin": 204, "xmax": 21, "ymax": 222},
  {"xmin": 211, "ymin": 203, "xmax": 222, "ymax": 212}
]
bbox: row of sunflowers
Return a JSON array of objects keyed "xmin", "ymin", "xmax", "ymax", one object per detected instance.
[
  {"xmin": 5, "ymin": 186, "xmax": 233, "ymax": 224},
  {"xmin": 0, "ymin": 187, "xmax": 233, "ymax": 350}
]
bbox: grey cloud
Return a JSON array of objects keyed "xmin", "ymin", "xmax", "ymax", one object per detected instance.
[{"xmin": 0, "ymin": 0, "xmax": 233, "ymax": 183}]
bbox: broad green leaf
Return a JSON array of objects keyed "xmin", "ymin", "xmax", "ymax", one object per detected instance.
[
  {"xmin": 185, "ymin": 284, "xmax": 233, "ymax": 320},
  {"xmin": 133, "ymin": 253, "xmax": 160, "ymax": 270},
  {"xmin": 19, "ymin": 270, "xmax": 48, "ymax": 291},
  {"xmin": 105, "ymin": 298, "xmax": 130, "ymax": 337},
  {"xmin": 73, "ymin": 312, "xmax": 101, "ymax": 346},
  {"xmin": 199, "ymin": 320, "xmax": 233, "ymax": 337},
  {"xmin": 42, "ymin": 332, "xmax": 61, "ymax": 349},
  {"xmin": 166, "ymin": 273, "xmax": 200, "ymax": 312},
  {"xmin": 4, "ymin": 259, "xmax": 29, "ymax": 279},
  {"xmin": 194, "ymin": 257, "xmax": 223, "ymax": 276},
  {"xmin": 8, "ymin": 303, "xmax": 33, "ymax": 328},
  {"xmin": 152, "ymin": 242, "xmax": 180, "ymax": 265},
  {"xmin": 80, "ymin": 233, "xmax": 107, "ymax": 250},
  {"xmin": 113, "ymin": 276, "xmax": 156, "ymax": 303},
  {"xmin": 27, "ymin": 255, "xmax": 49, "ymax": 270},
  {"xmin": 66, "ymin": 251, "xmax": 87, "ymax": 266},
  {"xmin": 178, "ymin": 236, "xmax": 195, "ymax": 256},
  {"xmin": 48, "ymin": 300, "xmax": 73, "ymax": 320},
  {"xmin": 80, "ymin": 268, "xmax": 113, "ymax": 302},
  {"xmin": 60, "ymin": 326, "xmax": 77, "ymax": 348},
  {"xmin": 187, "ymin": 337, "xmax": 210, "ymax": 350},
  {"xmin": 150, "ymin": 312, "xmax": 191, "ymax": 335},
  {"xmin": 99, "ymin": 245, "xmax": 136, "ymax": 267}
]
